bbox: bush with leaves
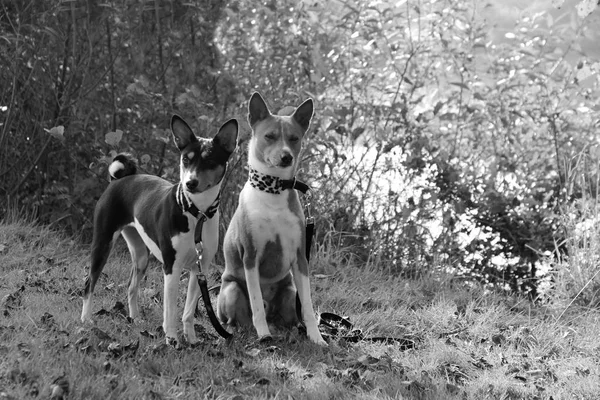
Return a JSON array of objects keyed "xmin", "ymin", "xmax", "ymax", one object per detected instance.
[
  {"xmin": 2, "ymin": 0, "xmax": 600, "ymax": 296},
  {"xmin": 0, "ymin": 0, "xmax": 235, "ymax": 238},
  {"xmin": 216, "ymin": 0, "xmax": 600, "ymax": 295}
]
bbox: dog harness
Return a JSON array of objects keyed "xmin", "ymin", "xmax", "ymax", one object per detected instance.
[
  {"xmin": 176, "ymin": 183, "xmax": 220, "ymax": 222},
  {"xmin": 248, "ymin": 166, "xmax": 309, "ymax": 194}
]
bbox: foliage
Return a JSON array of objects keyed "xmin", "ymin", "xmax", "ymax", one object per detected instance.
[
  {"xmin": 545, "ymin": 152, "xmax": 600, "ymax": 308},
  {"xmin": 2, "ymin": 0, "xmax": 600, "ymax": 293},
  {"xmin": 0, "ymin": 0, "xmax": 235, "ymax": 237},
  {"xmin": 216, "ymin": 0, "xmax": 600, "ymax": 294}
]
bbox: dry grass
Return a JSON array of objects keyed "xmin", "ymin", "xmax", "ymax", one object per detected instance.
[{"xmin": 1, "ymin": 217, "xmax": 600, "ymax": 399}]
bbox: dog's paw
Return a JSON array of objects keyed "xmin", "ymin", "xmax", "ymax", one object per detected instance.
[
  {"xmin": 258, "ymin": 334, "xmax": 274, "ymax": 344},
  {"xmin": 184, "ymin": 333, "xmax": 199, "ymax": 346},
  {"xmin": 308, "ymin": 332, "xmax": 328, "ymax": 347},
  {"xmin": 183, "ymin": 322, "xmax": 197, "ymax": 344},
  {"xmin": 166, "ymin": 336, "xmax": 183, "ymax": 350}
]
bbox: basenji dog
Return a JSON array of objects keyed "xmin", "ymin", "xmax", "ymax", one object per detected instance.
[
  {"xmin": 81, "ymin": 115, "xmax": 238, "ymax": 346},
  {"xmin": 217, "ymin": 92, "xmax": 327, "ymax": 346}
]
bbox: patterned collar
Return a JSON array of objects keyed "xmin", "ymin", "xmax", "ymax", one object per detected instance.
[
  {"xmin": 176, "ymin": 183, "xmax": 220, "ymax": 221},
  {"xmin": 248, "ymin": 166, "xmax": 309, "ymax": 194}
]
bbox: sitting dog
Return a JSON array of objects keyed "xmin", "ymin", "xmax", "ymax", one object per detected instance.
[
  {"xmin": 217, "ymin": 92, "xmax": 326, "ymax": 346},
  {"xmin": 81, "ymin": 115, "xmax": 238, "ymax": 346}
]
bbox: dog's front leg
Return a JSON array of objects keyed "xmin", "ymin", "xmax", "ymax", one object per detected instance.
[
  {"xmin": 182, "ymin": 214, "xmax": 219, "ymax": 344},
  {"xmin": 244, "ymin": 255, "xmax": 271, "ymax": 340},
  {"xmin": 293, "ymin": 254, "xmax": 327, "ymax": 346},
  {"xmin": 163, "ymin": 263, "xmax": 183, "ymax": 346}
]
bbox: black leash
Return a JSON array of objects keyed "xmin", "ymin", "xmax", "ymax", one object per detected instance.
[
  {"xmin": 196, "ymin": 271, "xmax": 232, "ymax": 339},
  {"xmin": 316, "ymin": 312, "xmax": 416, "ymax": 350}
]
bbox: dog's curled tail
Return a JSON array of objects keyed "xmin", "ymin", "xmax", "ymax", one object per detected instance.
[{"xmin": 108, "ymin": 153, "xmax": 138, "ymax": 181}]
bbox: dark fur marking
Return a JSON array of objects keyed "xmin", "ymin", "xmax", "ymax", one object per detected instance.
[
  {"xmin": 111, "ymin": 153, "xmax": 138, "ymax": 180},
  {"xmin": 259, "ymin": 235, "xmax": 285, "ymax": 279},
  {"xmin": 185, "ymin": 138, "xmax": 232, "ymax": 170}
]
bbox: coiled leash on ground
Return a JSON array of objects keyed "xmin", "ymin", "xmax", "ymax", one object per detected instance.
[{"xmin": 195, "ymin": 182, "xmax": 415, "ymax": 350}]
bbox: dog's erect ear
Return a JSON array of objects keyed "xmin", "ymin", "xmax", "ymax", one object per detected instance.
[
  {"xmin": 248, "ymin": 92, "xmax": 271, "ymax": 127},
  {"xmin": 171, "ymin": 115, "xmax": 198, "ymax": 150},
  {"xmin": 292, "ymin": 98, "xmax": 314, "ymax": 132},
  {"xmin": 213, "ymin": 118, "xmax": 239, "ymax": 155}
]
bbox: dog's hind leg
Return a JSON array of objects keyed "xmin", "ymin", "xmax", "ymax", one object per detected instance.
[
  {"xmin": 217, "ymin": 279, "xmax": 252, "ymax": 327},
  {"xmin": 121, "ymin": 226, "xmax": 149, "ymax": 320},
  {"xmin": 81, "ymin": 229, "xmax": 120, "ymax": 323},
  {"xmin": 270, "ymin": 276, "xmax": 298, "ymax": 327}
]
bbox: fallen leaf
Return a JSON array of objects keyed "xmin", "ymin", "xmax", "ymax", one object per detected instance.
[
  {"xmin": 576, "ymin": 367, "xmax": 590, "ymax": 377},
  {"xmin": 471, "ymin": 356, "xmax": 493, "ymax": 369},
  {"xmin": 356, "ymin": 354, "xmax": 379, "ymax": 366},
  {"xmin": 492, "ymin": 333, "xmax": 506, "ymax": 345},
  {"xmin": 276, "ymin": 364, "xmax": 292, "ymax": 380},
  {"xmin": 246, "ymin": 348, "xmax": 261, "ymax": 357},
  {"xmin": 40, "ymin": 312, "xmax": 55, "ymax": 327},
  {"xmin": 107, "ymin": 339, "xmax": 139, "ymax": 358},
  {"xmin": 112, "ymin": 301, "xmax": 128, "ymax": 317},
  {"xmin": 91, "ymin": 327, "xmax": 112, "ymax": 341},
  {"xmin": 50, "ymin": 376, "xmax": 69, "ymax": 399},
  {"xmin": 145, "ymin": 390, "xmax": 163, "ymax": 400},
  {"xmin": 94, "ymin": 308, "xmax": 110, "ymax": 316},
  {"xmin": 140, "ymin": 330, "xmax": 157, "ymax": 339},
  {"xmin": 446, "ymin": 382, "xmax": 461, "ymax": 395},
  {"xmin": 2, "ymin": 286, "xmax": 25, "ymax": 316},
  {"xmin": 255, "ymin": 377, "xmax": 270, "ymax": 386}
]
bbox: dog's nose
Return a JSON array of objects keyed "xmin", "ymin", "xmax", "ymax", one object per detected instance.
[
  {"xmin": 280, "ymin": 153, "xmax": 293, "ymax": 166},
  {"xmin": 186, "ymin": 179, "xmax": 198, "ymax": 191}
]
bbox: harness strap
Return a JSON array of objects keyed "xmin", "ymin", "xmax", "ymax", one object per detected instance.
[{"xmin": 176, "ymin": 183, "xmax": 221, "ymax": 222}]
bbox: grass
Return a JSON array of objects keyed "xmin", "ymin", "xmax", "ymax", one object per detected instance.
[{"xmin": 1, "ymin": 217, "xmax": 600, "ymax": 399}]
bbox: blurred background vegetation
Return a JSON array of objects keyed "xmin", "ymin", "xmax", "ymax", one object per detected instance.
[{"xmin": 1, "ymin": 0, "xmax": 600, "ymax": 304}]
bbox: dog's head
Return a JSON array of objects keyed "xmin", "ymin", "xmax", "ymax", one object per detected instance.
[
  {"xmin": 247, "ymin": 92, "xmax": 313, "ymax": 177},
  {"xmin": 171, "ymin": 115, "xmax": 238, "ymax": 194}
]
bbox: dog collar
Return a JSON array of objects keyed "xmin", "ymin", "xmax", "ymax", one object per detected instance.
[
  {"xmin": 248, "ymin": 166, "xmax": 310, "ymax": 194},
  {"xmin": 176, "ymin": 183, "xmax": 220, "ymax": 221}
]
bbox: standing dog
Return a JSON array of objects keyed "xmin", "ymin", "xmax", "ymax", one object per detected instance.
[
  {"xmin": 81, "ymin": 115, "xmax": 238, "ymax": 346},
  {"xmin": 217, "ymin": 93, "xmax": 326, "ymax": 346}
]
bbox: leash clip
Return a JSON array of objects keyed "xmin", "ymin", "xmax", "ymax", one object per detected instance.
[
  {"xmin": 195, "ymin": 242, "xmax": 203, "ymax": 265},
  {"xmin": 304, "ymin": 189, "xmax": 315, "ymax": 223}
]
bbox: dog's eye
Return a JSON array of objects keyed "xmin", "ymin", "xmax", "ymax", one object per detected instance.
[
  {"xmin": 182, "ymin": 156, "xmax": 190, "ymax": 166},
  {"xmin": 289, "ymin": 136, "xmax": 299, "ymax": 143},
  {"xmin": 265, "ymin": 134, "xmax": 277, "ymax": 141}
]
